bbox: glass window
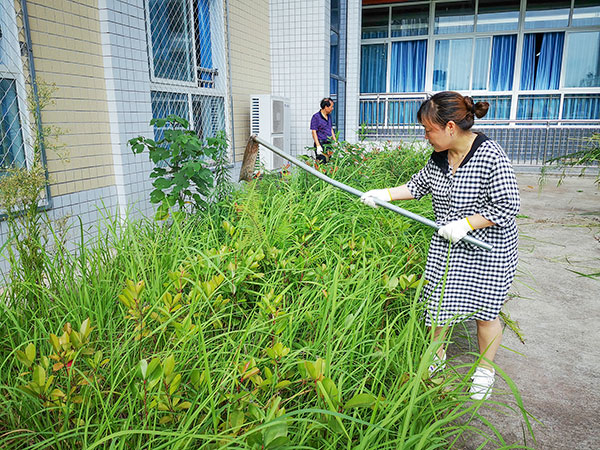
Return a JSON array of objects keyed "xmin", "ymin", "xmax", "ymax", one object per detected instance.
[
  {"xmin": 573, "ymin": 0, "xmax": 600, "ymax": 27},
  {"xmin": 472, "ymin": 38, "xmax": 491, "ymax": 90},
  {"xmin": 524, "ymin": 0, "xmax": 570, "ymax": 30},
  {"xmin": 477, "ymin": 0, "xmax": 519, "ymax": 32},
  {"xmin": 517, "ymin": 94, "xmax": 560, "ymax": 120},
  {"xmin": 433, "ymin": 38, "xmax": 473, "ymax": 91},
  {"xmin": 473, "ymin": 95, "xmax": 511, "ymax": 120},
  {"xmin": 150, "ymin": 91, "xmax": 189, "ymax": 141},
  {"xmin": 360, "ymin": 44, "xmax": 387, "ymax": 93},
  {"xmin": 489, "ymin": 34, "xmax": 517, "ymax": 91},
  {"xmin": 390, "ymin": 40, "xmax": 427, "ymax": 92},
  {"xmin": 149, "ymin": 0, "xmax": 195, "ymax": 82},
  {"xmin": 362, "ymin": 8, "xmax": 388, "ymax": 39},
  {"xmin": 0, "ymin": 79, "xmax": 25, "ymax": 171},
  {"xmin": 391, "ymin": 4, "xmax": 428, "ymax": 38},
  {"xmin": 520, "ymin": 33, "xmax": 564, "ymax": 90},
  {"xmin": 564, "ymin": 32, "xmax": 600, "ymax": 87},
  {"xmin": 331, "ymin": 0, "xmax": 340, "ymax": 30},
  {"xmin": 563, "ymin": 94, "xmax": 600, "ymax": 119},
  {"xmin": 331, "ymin": 31, "xmax": 339, "ymax": 76},
  {"xmin": 434, "ymin": 1, "xmax": 475, "ymax": 35},
  {"xmin": 192, "ymin": 95, "xmax": 225, "ymax": 139}
]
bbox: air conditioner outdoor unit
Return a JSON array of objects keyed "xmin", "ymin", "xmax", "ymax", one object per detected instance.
[{"xmin": 250, "ymin": 94, "xmax": 291, "ymax": 171}]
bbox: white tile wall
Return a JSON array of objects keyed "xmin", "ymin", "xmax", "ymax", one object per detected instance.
[
  {"xmin": 270, "ymin": 0, "xmax": 330, "ymax": 156},
  {"xmin": 98, "ymin": 0, "xmax": 155, "ymax": 219},
  {"xmin": 345, "ymin": 0, "xmax": 361, "ymax": 144},
  {"xmin": 0, "ymin": 186, "xmax": 121, "ymax": 275}
]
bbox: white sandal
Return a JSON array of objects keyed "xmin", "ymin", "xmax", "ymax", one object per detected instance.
[{"xmin": 469, "ymin": 366, "xmax": 495, "ymax": 400}]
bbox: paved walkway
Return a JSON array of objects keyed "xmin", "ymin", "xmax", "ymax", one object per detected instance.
[{"xmin": 455, "ymin": 173, "xmax": 600, "ymax": 450}]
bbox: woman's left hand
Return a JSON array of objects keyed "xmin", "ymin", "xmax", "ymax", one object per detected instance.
[{"xmin": 437, "ymin": 218, "xmax": 473, "ymax": 243}]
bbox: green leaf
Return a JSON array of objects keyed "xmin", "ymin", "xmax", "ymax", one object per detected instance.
[
  {"xmin": 150, "ymin": 189, "xmax": 165, "ymax": 204},
  {"xmin": 147, "ymin": 358, "xmax": 162, "ymax": 382},
  {"xmin": 168, "ymin": 373, "xmax": 182, "ymax": 395},
  {"xmin": 344, "ymin": 392, "xmax": 376, "ymax": 409},
  {"xmin": 153, "ymin": 177, "xmax": 174, "ymax": 189},
  {"xmin": 138, "ymin": 359, "xmax": 148, "ymax": 380},
  {"xmin": 80, "ymin": 318, "xmax": 91, "ymax": 339},
  {"xmin": 25, "ymin": 343, "xmax": 36, "ymax": 364},
  {"xmin": 163, "ymin": 355, "xmax": 175, "ymax": 377},
  {"xmin": 33, "ymin": 365, "xmax": 46, "ymax": 388}
]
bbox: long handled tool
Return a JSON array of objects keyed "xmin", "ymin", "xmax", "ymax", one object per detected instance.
[{"xmin": 239, "ymin": 135, "xmax": 493, "ymax": 251}]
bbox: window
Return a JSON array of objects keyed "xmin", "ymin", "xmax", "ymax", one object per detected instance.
[
  {"xmin": 330, "ymin": 0, "xmax": 346, "ymax": 138},
  {"xmin": 524, "ymin": 0, "xmax": 570, "ymax": 30},
  {"xmin": 434, "ymin": 1, "xmax": 475, "ymax": 35},
  {"xmin": 360, "ymin": 44, "xmax": 387, "ymax": 93},
  {"xmin": 477, "ymin": 0, "xmax": 519, "ymax": 32},
  {"xmin": 564, "ymin": 32, "xmax": 600, "ymax": 87},
  {"xmin": 517, "ymin": 94, "xmax": 560, "ymax": 120},
  {"xmin": 573, "ymin": 0, "xmax": 600, "ymax": 27},
  {"xmin": 147, "ymin": 0, "xmax": 226, "ymax": 140},
  {"xmin": 390, "ymin": 40, "xmax": 426, "ymax": 92},
  {"xmin": 563, "ymin": 94, "xmax": 600, "ymax": 119},
  {"xmin": 391, "ymin": 4, "xmax": 428, "ymax": 37},
  {"xmin": 362, "ymin": 8, "xmax": 388, "ymax": 39},
  {"xmin": 0, "ymin": 3, "xmax": 27, "ymax": 172},
  {"xmin": 434, "ymin": 39, "xmax": 473, "ymax": 90},
  {"xmin": 359, "ymin": 1, "xmax": 600, "ymax": 122},
  {"xmin": 0, "ymin": 79, "xmax": 25, "ymax": 170},
  {"xmin": 520, "ymin": 32, "xmax": 564, "ymax": 90}
]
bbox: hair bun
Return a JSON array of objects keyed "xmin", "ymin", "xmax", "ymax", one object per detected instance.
[
  {"xmin": 473, "ymin": 101, "xmax": 489, "ymax": 119},
  {"xmin": 464, "ymin": 96, "xmax": 476, "ymax": 114}
]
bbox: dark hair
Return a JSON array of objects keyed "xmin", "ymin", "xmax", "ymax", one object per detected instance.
[
  {"xmin": 417, "ymin": 91, "xmax": 489, "ymax": 131},
  {"xmin": 320, "ymin": 97, "xmax": 334, "ymax": 109}
]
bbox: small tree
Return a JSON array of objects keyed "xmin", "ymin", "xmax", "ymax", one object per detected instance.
[{"xmin": 129, "ymin": 115, "xmax": 229, "ymax": 219}]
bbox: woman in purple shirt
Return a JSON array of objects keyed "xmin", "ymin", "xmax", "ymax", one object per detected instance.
[{"xmin": 310, "ymin": 98, "xmax": 337, "ymax": 163}]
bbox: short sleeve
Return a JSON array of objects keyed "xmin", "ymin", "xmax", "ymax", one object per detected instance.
[
  {"xmin": 406, "ymin": 162, "xmax": 432, "ymax": 200},
  {"xmin": 310, "ymin": 114, "xmax": 318, "ymax": 130},
  {"xmin": 480, "ymin": 153, "xmax": 520, "ymax": 227}
]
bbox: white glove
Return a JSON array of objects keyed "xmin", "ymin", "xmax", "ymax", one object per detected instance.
[
  {"xmin": 360, "ymin": 189, "xmax": 392, "ymax": 208},
  {"xmin": 316, "ymin": 145, "xmax": 323, "ymax": 155},
  {"xmin": 437, "ymin": 218, "xmax": 473, "ymax": 243}
]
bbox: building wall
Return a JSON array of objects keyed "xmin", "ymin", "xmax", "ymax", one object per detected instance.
[
  {"xmin": 26, "ymin": 0, "xmax": 116, "ymax": 198},
  {"xmin": 227, "ymin": 0, "xmax": 272, "ymax": 163},
  {"xmin": 345, "ymin": 0, "xmax": 361, "ymax": 143},
  {"xmin": 270, "ymin": 0, "xmax": 330, "ymax": 156}
]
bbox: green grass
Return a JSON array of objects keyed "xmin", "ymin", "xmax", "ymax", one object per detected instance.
[{"xmin": 0, "ymin": 143, "xmax": 534, "ymax": 449}]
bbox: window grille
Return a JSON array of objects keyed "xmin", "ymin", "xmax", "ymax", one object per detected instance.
[{"xmin": 146, "ymin": 0, "xmax": 226, "ymax": 142}]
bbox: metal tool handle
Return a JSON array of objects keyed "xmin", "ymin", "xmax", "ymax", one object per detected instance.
[{"xmin": 253, "ymin": 135, "xmax": 493, "ymax": 251}]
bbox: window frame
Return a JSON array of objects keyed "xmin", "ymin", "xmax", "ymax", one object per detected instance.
[
  {"xmin": 0, "ymin": 2, "xmax": 32, "ymax": 170},
  {"xmin": 146, "ymin": 0, "xmax": 228, "ymax": 140},
  {"xmin": 359, "ymin": 0, "xmax": 600, "ymax": 122}
]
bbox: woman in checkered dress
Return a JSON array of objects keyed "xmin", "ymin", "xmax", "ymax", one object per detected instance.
[{"xmin": 361, "ymin": 92, "xmax": 520, "ymax": 400}]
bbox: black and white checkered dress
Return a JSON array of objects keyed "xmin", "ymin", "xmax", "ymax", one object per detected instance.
[{"xmin": 406, "ymin": 133, "xmax": 520, "ymax": 326}]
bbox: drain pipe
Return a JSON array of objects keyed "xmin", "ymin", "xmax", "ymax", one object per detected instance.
[{"xmin": 224, "ymin": 0, "xmax": 235, "ymax": 164}]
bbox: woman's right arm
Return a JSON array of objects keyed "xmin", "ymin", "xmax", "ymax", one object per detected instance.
[{"xmin": 388, "ymin": 184, "xmax": 414, "ymax": 201}]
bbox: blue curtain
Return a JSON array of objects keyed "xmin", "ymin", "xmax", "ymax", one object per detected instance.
[
  {"xmin": 197, "ymin": 0, "xmax": 212, "ymax": 69},
  {"xmin": 387, "ymin": 99, "xmax": 422, "ymax": 124},
  {"xmin": 360, "ymin": 44, "xmax": 387, "ymax": 93},
  {"xmin": 490, "ymin": 35, "xmax": 517, "ymax": 91},
  {"xmin": 517, "ymin": 95, "xmax": 560, "ymax": 120},
  {"xmin": 520, "ymin": 32, "xmax": 564, "ymax": 90},
  {"xmin": 359, "ymin": 101, "xmax": 385, "ymax": 125},
  {"xmin": 563, "ymin": 95, "xmax": 600, "ymax": 119},
  {"xmin": 0, "ymin": 79, "xmax": 25, "ymax": 170},
  {"xmin": 390, "ymin": 40, "xmax": 426, "ymax": 92}
]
